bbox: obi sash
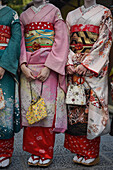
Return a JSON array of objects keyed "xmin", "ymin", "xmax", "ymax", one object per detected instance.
[
  {"xmin": 70, "ymin": 24, "xmax": 99, "ymax": 53},
  {"xmin": 25, "ymin": 22, "xmax": 54, "ymax": 52},
  {"xmin": 0, "ymin": 25, "xmax": 11, "ymax": 50}
]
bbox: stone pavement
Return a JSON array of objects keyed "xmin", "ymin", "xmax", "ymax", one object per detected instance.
[{"xmin": 3, "ymin": 129, "xmax": 113, "ymax": 170}]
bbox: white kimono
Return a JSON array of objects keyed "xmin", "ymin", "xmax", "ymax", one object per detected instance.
[{"xmin": 66, "ymin": 4, "xmax": 112, "ymax": 139}]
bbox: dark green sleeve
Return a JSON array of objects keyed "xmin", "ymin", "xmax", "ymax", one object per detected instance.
[{"xmin": 0, "ymin": 11, "xmax": 21, "ymax": 76}]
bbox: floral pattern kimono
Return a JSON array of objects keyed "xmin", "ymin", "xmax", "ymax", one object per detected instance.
[
  {"xmin": 0, "ymin": 6, "xmax": 21, "ymax": 140},
  {"xmin": 109, "ymin": 67, "xmax": 113, "ymax": 101},
  {"xmin": 20, "ymin": 3, "xmax": 68, "ymax": 132},
  {"xmin": 66, "ymin": 4, "xmax": 112, "ymax": 139}
]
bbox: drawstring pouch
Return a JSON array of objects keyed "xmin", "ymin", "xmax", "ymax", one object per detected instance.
[{"xmin": 26, "ymin": 82, "xmax": 47, "ymax": 124}]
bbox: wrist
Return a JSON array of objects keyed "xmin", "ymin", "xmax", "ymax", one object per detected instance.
[
  {"xmin": 45, "ymin": 66, "xmax": 50, "ymax": 71},
  {"xmin": 21, "ymin": 63, "xmax": 27, "ymax": 69}
]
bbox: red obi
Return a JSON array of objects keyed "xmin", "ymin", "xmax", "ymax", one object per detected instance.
[
  {"xmin": 0, "ymin": 25, "xmax": 11, "ymax": 50},
  {"xmin": 25, "ymin": 22, "xmax": 54, "ymax": 33},
  {"xmin": 25, "ymin": 22, "xmax": 54, "ymax": 52},
  {"xmin": 71, "ymin": 24, "xmax": 99, "ymax": 34}
]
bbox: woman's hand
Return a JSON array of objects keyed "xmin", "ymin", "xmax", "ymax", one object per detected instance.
[
  {"xmin": 0, "ymin": 67, "xmax": 5, "ymax": 80},
  {"xmin": 21, "ymin": 64, "xmax": 35, "ymax": 81},
  {"xmin": 37, "ymin": 67, "xmax": 50, "ymax": 82},
  {"xmin": 75, "ymin": 64, "xmax": 87, "ymax": 75},
  {"xmin": 66, "ymin": 65, "xmax": 75, "ymax": 75}
]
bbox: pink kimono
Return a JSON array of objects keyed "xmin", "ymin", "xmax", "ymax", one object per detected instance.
[{"xmin": 20, "ymin": 3, "xmax": 69, "ymax": 132}]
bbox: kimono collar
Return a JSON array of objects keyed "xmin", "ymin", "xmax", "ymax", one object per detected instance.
[
  {"xmin": 0, "ymin": 5, "xmax": 6, "ymax": 10},
  {"xmin": 31, "ymin": 3, "xmax": 48, "ymax": 13},
  {"xmin": 80, "ymin": 4, "xmax": 98, "ymax": 14}
]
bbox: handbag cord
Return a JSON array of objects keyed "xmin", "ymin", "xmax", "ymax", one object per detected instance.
[
  {"xmin": 80, "ymin": 76, "xmax": 82, "ymax": 84},
  {"xmin": 30, "ymin": 82, "xmax": 43, "ymax": 101}
]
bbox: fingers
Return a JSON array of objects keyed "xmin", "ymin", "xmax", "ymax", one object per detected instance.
[
  {"xmin": 75, "ymin": 65, "xmax": 87, "ymax": 75},
  {"xmin": 37, "ymin": 69, "xmax": 49, "ymax": 82},
  {"xmin": 76, "ymin": 70, "xmax": 85, "ymax": 75},
  {"xmin": 83, "ymin": 70, "xmax": 87, "ymax": 75},
  {"xmin": 27, "ymin": 76, "xmax": 35, "ymax": 82},
  {"xmin": 66, "ymin": 66, "xmax": 75, "ymax": 75},
  {"xmin": 67, "ymin": 69, "xmax": 73, "ymax": 74},
  {"xmin": 0, "ymin": 75, "xmax": 3, "ymax": 80},
  {"xmin": 26, "ymin": 71, "xmax": 36, "ymax": 82},
  {"xmin": 37, "ymin": 72, "xmax": 49, "ymax": 82},
  {"xmin": 69, "ymin": 69, "xmax": 74, "ymax": 74},
  {"xmin": 38, "ymin": 76, "xmax": 45, "ymax": 82},
  {"xmin": 30, "ymin": 72, "xmax": 36, "ymax": 79},
  {"xmin": 37, "ymin": 72, "xmax": 41, "ymax": 79},
  {"xmin": 37, "ymin": 75, "xmax": 48, "ymax": 82},
  {"xmin": 76, "ymin": 69, "xmax": 83, "ymax": 75},
  {"xmin": 0, "ymin": 71, "xmax": 5, "ymax": 80}
]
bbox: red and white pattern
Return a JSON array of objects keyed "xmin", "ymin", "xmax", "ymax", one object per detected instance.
[
  {"xmin": 0, "ymin": 25, "xmax": 11, "ymax": 38},
  {"xmin": 0, "ymin": 47, "xmax": 6, "ymax": 50},
  {"xmin": 25, "ymin": 22, "xmax": 54, "ymax": 33},
  {"xmin": 0, "ymin": 25, "xmax": 11, "ymax": 50},
  {"xmin": 0, "ymin": 137, "xmax": 14, "ymax": 158},
  {"xmin": 23, "ymin": 127, "xmax": 55, "ymax": 159},
  {"xmin": 64, "ymin": 134, "xmax": 100, "ymax": 159},
  {"xmin": 71, "ymin": 24, "xmax": 99, "ymax": 34},
  {"xmin": 0, "ymin": 36, "xmax": 9, "ymax": 44}
]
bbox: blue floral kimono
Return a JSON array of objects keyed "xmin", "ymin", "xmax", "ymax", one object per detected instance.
[{"xmin": 0, "ymin": 6, "xmax": 21, "ymax": 139}]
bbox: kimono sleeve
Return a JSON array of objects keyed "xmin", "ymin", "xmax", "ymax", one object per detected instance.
[
  {"xmin": 81, "ymin": 9, "xmax": 112, "ymax": 75},
  {"xmin": 0, "ymin": 11, "xmax": 21, "ymax": 76},
  {"xmin": 45, "ymin": 9, "xmax": 69, "ymax": 76},
  {"xmin": 19, "ymin": 13, "xmax": 27, "ymax": 66},
  {"xmin": 65, "ymin": 13, "xmax": 75, "ymax": 67}
]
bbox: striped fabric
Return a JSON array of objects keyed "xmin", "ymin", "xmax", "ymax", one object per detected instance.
[{"xmin": 25, "ymin": 22, "xmax": 54, "ymax": 52}]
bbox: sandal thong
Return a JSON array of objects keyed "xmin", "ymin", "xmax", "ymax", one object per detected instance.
[
  {"xmin": 73, "ymin": 154, "xmax": 84, "ymax": 164},
  {"xmin": 81, "ymin": 156, "xmax": 100, "ymax": 166},
  {"xmin": 28, "ymin": 155, "xmax": 40, "ymax": 166},
  {"xmin": 38, "ymin": 157, "xmax": 52, "ymax": 167}
]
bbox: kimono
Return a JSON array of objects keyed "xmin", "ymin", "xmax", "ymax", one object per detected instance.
[
  {"xmin": 20, "ymin": 3, "xmax": 68, "ymax": 159},
  {"xmin": 0, "ymin": 6, "xmax": 21, "ymax": 158},
  {"xmin": 110, "ymin": 67, "xmax": 113, "ymax": 101},
  {"xmin": 64, "ymin": 4, "xmax": 112, "ymax": 159}
]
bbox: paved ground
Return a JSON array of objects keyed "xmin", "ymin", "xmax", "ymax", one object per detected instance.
[{"xmin": 3, "ymin": 127, "xmax": 113, "ymax": 170}]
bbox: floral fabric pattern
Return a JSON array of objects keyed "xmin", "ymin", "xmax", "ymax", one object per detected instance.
[
  {"xmin": 66, "ymin": 5, "xmax": 112, "ymax": 139},
  {"xmin": 21, "ymin": 64, "xmax": 67, "ymax": 131},
  {"xmin": 0, "ymin": 6, "xmax": 21, "ymax": 139},
  {"xmin": 23, "ymin": 126, "xmax": 55, "ymax": 159},
  {"xmin": 20, "ymin": 3, "xmax": 68, "ymax": 132},
  {"xmin": 11, "ymin": 12, "xmax": 19, "ymax": 24},
  {"xmin": 64, "ymin": 134, "xmax": 100, "ymax": 159}
]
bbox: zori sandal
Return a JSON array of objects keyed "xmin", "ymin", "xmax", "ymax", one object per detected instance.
[
  {"xmin": 28, "ymin": 155, "xmax": 40, "ymax": 166},
  {"xmin": 0, "ymin": 157, "xmax": 11, "ymax": 168},
  {"xmin": 38, "ymin": 157, "xmax": 52, "ymax": 167}
]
